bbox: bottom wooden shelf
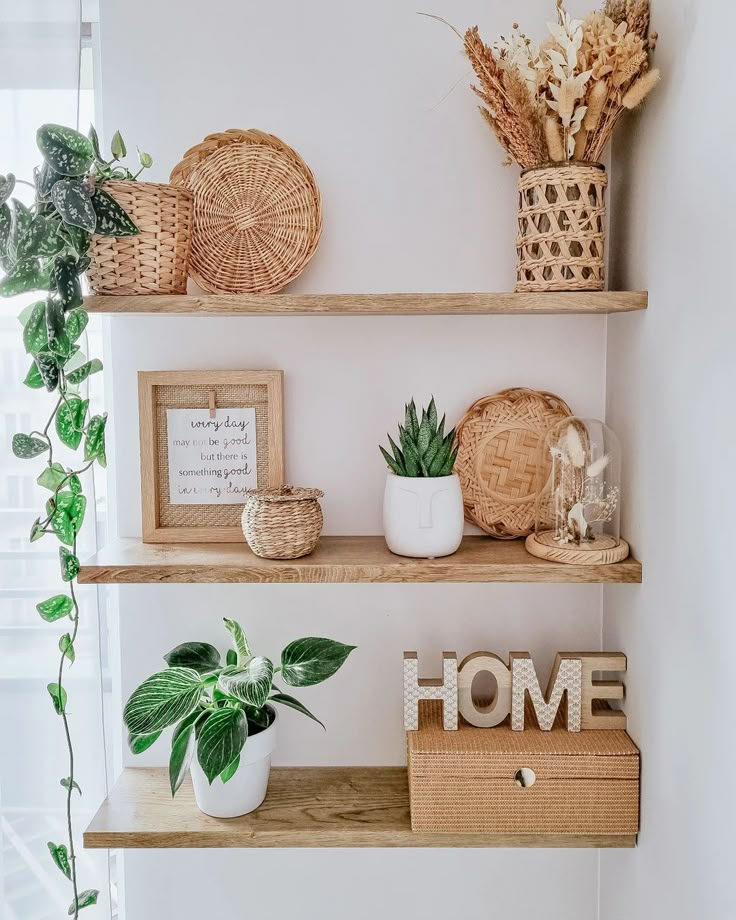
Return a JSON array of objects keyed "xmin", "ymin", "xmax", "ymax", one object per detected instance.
[{"xmin": 83, "ymin": 767, "xmax": 636, "ymax": 849}]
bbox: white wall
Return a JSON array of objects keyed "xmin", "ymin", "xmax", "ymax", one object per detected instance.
[
  {"xmin": 99, "ymin": 2, "xmax": 612, "ymax": 918},
  {"xmin": 602, "ymin": 1, "xmax": 736, "ymax": 918}
]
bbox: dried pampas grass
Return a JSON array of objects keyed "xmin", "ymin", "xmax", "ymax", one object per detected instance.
[{"xmin": 424, "ymin": 0, "xmax": 658, "ymax": 167}]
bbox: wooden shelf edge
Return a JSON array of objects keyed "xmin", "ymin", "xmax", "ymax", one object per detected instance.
[
  {"xmin": 83, "ymin": 291, "xmax": 648, "ymax": 316},
  {"xmin": 83, "ymin": 767, "xmax": 636, "ymax": 850},
  {"xmin": 78, "ymin": 536, "xmax": 642, "ymax": 585}
]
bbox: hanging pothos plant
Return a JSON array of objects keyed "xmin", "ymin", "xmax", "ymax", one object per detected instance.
[{"xmin": 1, "ymin": 123, "xmax": 152, "ymax": 918}]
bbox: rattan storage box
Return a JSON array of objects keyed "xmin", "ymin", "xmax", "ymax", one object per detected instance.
[{"xmin": 408, "ymin": 701, "xmax": 639, "ymax": 837}]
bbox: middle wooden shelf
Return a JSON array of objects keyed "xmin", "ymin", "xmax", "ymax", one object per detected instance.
[{"xmin": 78, "ymin": 535, "xmax": 642, "ymax": 585}]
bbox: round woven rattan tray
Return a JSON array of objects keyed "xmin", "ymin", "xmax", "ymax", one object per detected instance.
[
  {"xmin": 170, "ymin": 129, "xmax": 322, "ymax": 294},
  {"xmin": 455, "ymin": 388, "xmax": 573, "ymax": 538}
]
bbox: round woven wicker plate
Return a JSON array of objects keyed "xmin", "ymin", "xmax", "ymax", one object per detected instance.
[
  {"xmin": 455, "ymin": 388, "xmax": 574, "ymax": 538},
  {"xmin": 170, "ymin": 129, "xmax": 322, "ymax": 294}
]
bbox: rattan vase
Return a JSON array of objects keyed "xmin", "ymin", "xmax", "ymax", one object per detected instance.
[
  {"xmin": 515, "ymin": 162, "xmax": 607, "ymax": 293},
  {"xmin": 241, "ymin": 486, "xmax": 324, "ymax": 559},
  {"xmin": 87, "ymin": 181, "xmax": 193, "ymax": 295}
]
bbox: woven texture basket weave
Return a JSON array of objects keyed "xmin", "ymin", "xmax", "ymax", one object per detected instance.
[
  {"xmin": 170, "ymin": 129, "xmax": 322, "ymax": 294},
  {"xmin": 455, "ymin": 388, "xmax": 573, "ymax": 538},
  {"xmin": 516, "ymin": 163, "xmax": 607, "ymax": 292},
  {"xmin": 408, "ymin": 701, "xmax": 639, "ymax": 835},
  {"xmin": 241, "ymin": 486, "xmax": 324, "ymax": 559},
  {"xmin": 87, "ymin": 181, "xmax": 192, "ymax": 294}
]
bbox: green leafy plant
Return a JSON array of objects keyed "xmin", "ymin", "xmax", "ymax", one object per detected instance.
[
  {"xmin": 379, "ymin": 397, "xmax": 458, "ymax": 477},
  {"xmin": 124, "ymin": 618, "xmax": 356, "ymax": 793},
  {"xmin": 2, "ymin": 123, "xmax": 152, "ymax": 918}
]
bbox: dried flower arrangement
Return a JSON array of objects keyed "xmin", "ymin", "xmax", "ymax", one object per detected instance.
[
  {"xmin": 427, "ymin": 0, "xmax": 659, "ymax": 166},
  {"xmin": 551, "ymin": 424, "xmax": 619, "ymax": 545}
]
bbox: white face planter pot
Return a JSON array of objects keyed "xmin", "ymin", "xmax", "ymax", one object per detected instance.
[
  {"xmin": 189, "ymin": 708, "xmax": 278, "ymax": 818},
  {"xmin": 383, "ymin": 472, "xmax": 464, "ymax": 558}
]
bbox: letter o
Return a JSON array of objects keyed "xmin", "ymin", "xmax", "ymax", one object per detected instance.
[{"xmin": 457, "ymin": 652, "xmax": 512, "ymax": 727}]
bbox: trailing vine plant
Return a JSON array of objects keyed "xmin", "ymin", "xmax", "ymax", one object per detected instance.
[{"xmin": 1, "ymin": 124, "xmax": 152, "ymax": 918}]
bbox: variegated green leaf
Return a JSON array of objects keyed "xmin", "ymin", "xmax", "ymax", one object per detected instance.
[
  {"xmin": 110, "ymin": 130, "xmax": 127, "ymax": 159},
  {"xmin": 37, "ymin": 462, "xmax": 68, "ymax": 491},
  {"xmin": 64, "ymin": 308, "xmax": 88, "ymax": 342},
  {"xmin": 164, "ymin": 642, "xmax": 221, "ymax": 674},
  {"xmin": 0, "ymin": 173, "xmax": 15, "ymax": 205},
  {"xmin": 59, "ymin": 546, "xmax": 79, "ymax": 582},
  {"xmin": 55, "ymin": 396, "xmax": 88, "ymax": 449},
  {"xmin": 12, "ymin": 433, "xmax": 49, "ymax": 459},
  {"xmin": 47, "ymin": 681, "xmax": 67, "ymax": 715},
  {"xmin": 219, "ymin": 754, "xmax": 240, "ymax": 783},
  {"xmin": 47, "ymin": 842, "xmax": 71, "ymax": 879},
  {"xmin": 67, "ymin": 889, "xmax": 99, "ymax": 914},
  {"xmin": 92, "ymin": 188, "xmax": 139, "ymax": 236},
  {"xmin": 22, "ymin": 301, "xmax": 46, "ymax": 352},
  {"xmin": 23, "ymin": 359, "xmax": 45, "ymax": 389},
  {"xmin": 280, "ymin": 637, "xmax": 356, "ymax": 688},
  {"xmin": 35, "ymin": 162, "xmax": 64, "ymax": 200},
  {"xmin": 52, "ymin": 257, "xmax": 84, "ymax": 310},
  {"xmin": 52, "ymin": 178, "xmax": 96, "ymax": 232},
  {"xmin": 169, "ymin": 712, "xmax": 199, "ymax": 795},
  {"xmin": 36, "ymin": 594, "xmax": 73, "ymax": 622},
  {"xmin": 59, "ymin": 633, "xmax": 75, "ymax": 663},
  {"xmin": 270, "ymin": 691, "xmax": 325, "ymax": 728},
  {"xmin": 84, "ymin": 413, "xmax": 107, "ymax": 466},
  {"xmin": 0, "ymin": 202, "xmax": 11, "ymax": 254},
  {"xmin": 32, "ymin": 353, "xmax": 60, "ymax": 391},
  {"xmin": 196, "ymin": 708, "xmax": 247, "ymax": 784},
  {"xmin": 127, "ymin": 730, "xmax": 162, "ymax": 754},
  {"xmin": 0, "ymin": 260, "xmax": 44, "ymax": 297},
  {"xmin": 66, "ymin": 358, "xmax": 102, "ymax": 385},
  {"xmin": 223, "ymin": 617, "xmax": 251, "ymax": 662},
  {"xmin": 37, "ymin": 124, "xmax": 94, "ymax": 176},
  {"xmin": 123, "ymin": 667, "xmax": 204, "ymax": 735},
  {"xmin": 217, "ymin": 656, "xmax": 273, "ymax": 709}
]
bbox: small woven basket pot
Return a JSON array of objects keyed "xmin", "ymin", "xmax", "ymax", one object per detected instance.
[
  {"xmin": 87, "ymin": 181, "xmax": 193, "ymax": 295},
  {"xmin": 515, "ymin": 162, "xmax": 607, "ymax": 293},
  {"xmin": 241, "ymin": 486, "xmax": 324, "ymax": 559}
]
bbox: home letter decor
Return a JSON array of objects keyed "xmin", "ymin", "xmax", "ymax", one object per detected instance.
[
  {"xmin": 510, "ymin": 653, "xmax": 583, "ymax": 732},
  {"xmin": 404, "ymin": 650, "xmax": 626, "ymax": 732},
  {"xmin": 574, "ymin": 652, "xmax": 627, "ymax": 730},
  {"xmin": 403, "ymin": 652, "xmax": 458, "ymax": 731},
  {"xmin": 457, "ymin": 652, "xmax": 512, "ymax": 728}
]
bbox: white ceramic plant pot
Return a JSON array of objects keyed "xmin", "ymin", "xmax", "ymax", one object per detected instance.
[
  {"xmin": 190, "ymin": 710, "xmax": 278, "ymax": 818},
  {"xmin": 383, "ymin": 472, "xmax": 464, "ymax": 558}
]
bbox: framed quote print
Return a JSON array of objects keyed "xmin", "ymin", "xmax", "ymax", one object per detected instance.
[{"xmin": 138, "ymin": 370, "xmax": 284, "ymax": 543}]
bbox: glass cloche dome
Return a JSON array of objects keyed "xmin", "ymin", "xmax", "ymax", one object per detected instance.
[{"xmin": 526, "ymin": 418, "xmax": 629, "ymax": 565}]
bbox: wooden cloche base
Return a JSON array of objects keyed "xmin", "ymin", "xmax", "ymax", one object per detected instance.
[{"xmin": 526, "ymin": 531, "xmax": 630, "ymax": 566}]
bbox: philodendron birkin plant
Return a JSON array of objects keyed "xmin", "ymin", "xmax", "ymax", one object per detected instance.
[
  {"xmin": 124, "ymin": 618, "xmax": 355, "ymax": 818},
  {"xmin": 379, "ymin": 398, "xmax": 464, "ymax": 559}
]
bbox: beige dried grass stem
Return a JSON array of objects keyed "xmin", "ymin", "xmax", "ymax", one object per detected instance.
[{"xmin": 622, "ymin": 68, "xmax": 660, "ymax": 108}]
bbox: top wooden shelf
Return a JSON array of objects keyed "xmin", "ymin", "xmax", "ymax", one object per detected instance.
[{"xmin": 83, "ymin": 291, "xmax": 648, "ymax": 316}]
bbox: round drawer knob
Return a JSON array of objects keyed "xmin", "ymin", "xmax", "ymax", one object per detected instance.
[{"xmin": 514, "ymin": 767, "xmax": 536, "ymax": 788}]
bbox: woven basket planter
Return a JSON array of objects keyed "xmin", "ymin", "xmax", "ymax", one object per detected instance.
[
  {"xmin": 516, "ymin": 163, "xmax": 607, "ymax": 293},
  {"xmin": 241, "ymin": 486, "xmax": 324, "ymax": 559},
  {"xmin": 87, "ymin": 181, "xmax": 193, "ymax": 295}
]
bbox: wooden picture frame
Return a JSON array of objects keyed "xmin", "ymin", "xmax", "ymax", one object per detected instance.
[{"xmin": 138, "ymin": 370, "xmax": 284, "ymax": 543}]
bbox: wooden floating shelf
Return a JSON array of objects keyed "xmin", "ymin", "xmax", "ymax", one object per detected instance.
[
  {"xmin": 78, "ymin": 536, "xmax": 641, "ymax": 585},
  {"xmin": 83, "ymin": 766, "xmax": 635, "ymax": 849},
  {"xmin": 83, "ymin": 291, "xmax": 648, "ymax": 316}
]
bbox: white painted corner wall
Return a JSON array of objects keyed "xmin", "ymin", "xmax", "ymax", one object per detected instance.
[
  {"xmin": 97, "ymin": 0, "xmax": 730, "ymax": 917},
  {"xmin": 602, "ymin": 1, "xmax": 736, "ymax": 918}
]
